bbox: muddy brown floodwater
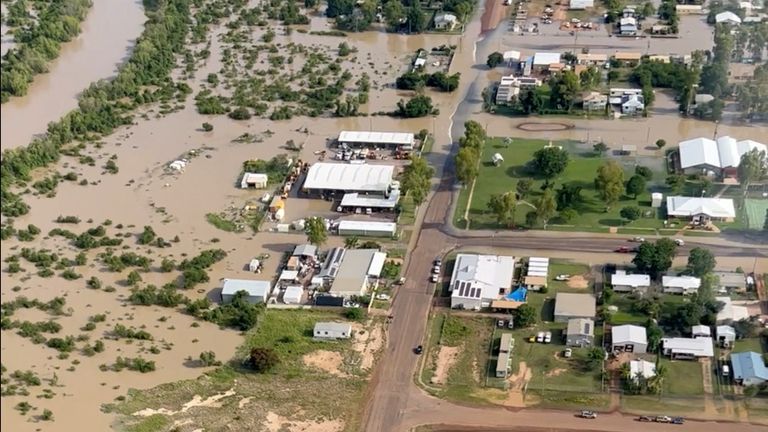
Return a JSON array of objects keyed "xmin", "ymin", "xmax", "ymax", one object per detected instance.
[{"xmin": 0, "ymin": 0, "xmax": 146, "ymax": 151}]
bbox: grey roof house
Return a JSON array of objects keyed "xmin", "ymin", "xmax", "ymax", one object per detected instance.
[
  {"xmin": 566, "ymin": 318, "xmax": 595, "ymax": 347},
  {"xmin": 611, "ymin": 324, "xmax": 648, "ymax": 354},
  {"xmin": 554, "ymin": 293, "xmax": 596, "ymax": 322}
]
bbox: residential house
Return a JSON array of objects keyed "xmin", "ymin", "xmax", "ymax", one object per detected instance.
[
  {"xmin": 692, "ymin": 324, "xmax": 712, "ymax": 338},
  {"xmin": 313, "ymin": 322, "xmax": 353, "ymax": 340},
  {"xmin": 629, "ymin": 359, "xmax": 656, "ymax": 381},
  {"xmin": 622, "ymin": 6, "xmax": 636, "ymax": 17},
  {"xmin": 434, "ymin": 12, "xmax": 458, "ymax": 30},
  {"xmin": 503, "ymin": 50, "xmax": 521, "ymax": 66},
  {"xmin": 662, "ymin": 337, "xmax": 714, "ymax": 359},
  {"xmin": 611, "ymin": 325, "xmax": 648, "ymax": 354},
  {"xmin": 496, "ymin": 76, "xmax": 542, "ymax": 105},
  {"xmin": 328, "ymin": 248, "xmax": 387, "ymax": 297},
  {"xmin": 613, "ymin": 52, "xmax": 642, "ymax": 65},
  {"xmin": 581, "ymin": 91, "xmax": 608, "ymax": 111},
  {"xmin": 576, "ymin": 53, "xmax": 608, "ymax": 66},
  {"xmin": 716, "ymin": 325, "xmax": 737, "ymax": 346},
  {"xmin": 532, "ymin": 52, "xmax": 562, "ymax": 72},
  {"xmin": 678, "ymin": 136, "xmax": 767, "ymax": 177},
  {"xmin": 611, "ymin": 270, "xmax": 650, "ymax": 293},
  {"xmin": 662, "ymin": 275, "xmax": 702, "ymax": 294},
  {"xmin": 731, "ymin": 351, "xmax": 768, "ymax": 386},
  {"xmin": 716, "ymin": 296, "xmax": 750, "ymax": 324},
  {"xmin": 621, "ymin": 94, "xmax": 645, "ymax": 115},
  {"xmin": 716, "ymin": 11, "xmax": 742, "ymax": 25},
  {"xmin": 569, "ymin": 0, "xmax": 594, "ymax": 9},
  {"xmin": 715, "ymin": 271, "xmax": 748, "ymax": 293},
  {"xmin": 566, "ymin": 318, "xmax": 595, "ymax": 347},
  {"xmin": 554, "ymin": 293, "xmax": 596, "ymax": 322},
  {"xmin": 496, "ymin": 333, "xmax": 515, "ymax": 377},
  {"xmin": 293, "ymin": 244, "xmax": 317, "ymax": 259},
  {"xmin": 651, "ymin": 24, "xmax": 671, "ymax": 35},
  {"xmin": 221, "ymin": 279, "xmax": 270, "ymax": 304},
  {"xmin": 666, "ymin": 196, "xmax": 736, "ymax": 224},
  {"xmin": 619, "ymin": 17, "xmax": 638, "ymax": 35},
  {"xmin": 676, "ymin": 4, "xmax": 703, "ymax": 14},
  {"xmin": 450, "ymin": 254, "xmax": 516, "ymax": 310}
]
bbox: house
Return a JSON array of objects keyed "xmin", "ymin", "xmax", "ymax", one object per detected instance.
[
  {"xmin": 716, "ymin": 325, "xmax": 737, "ymax": 346},
  {"xmin": 569, "ymin": 0, "xmax": 594, "ymax": 9},
  {"xmin": 221, "ymin": 279, "xmax": 270, "ymax": 304},
  {"xmin": 716, "ymin": 296, "xmax": 750, "ymax": 324},
  {"xmin": 621, "ymin": 94, "xmax": 645, "ymax": 115},
  {"xmin": 609, "ymin": 88, "xmax": 643, "ymax": 98},
  {"xmin": 434, "ymin": 12, "xmax": 458, "ymax": 30},
  {"xmin": 283, "ymin": 285, "xmax": 304, "ymax": 304},
  {"xmin": 523, "ymin": 257, "xmax": 549, "ymax": 291},
  {"xmin": 337, "ymin": 220, "xmax": 397, "ymax": 238},
  {"xmin": 648, "ymin": 54, "xmax": 671, "ymax": 63},
  {"xmin": 613, "ymin": 52, "xmax": 642, "ymax": 65},
  {"xmin": 293, "ymin": 244, "xmax": 317, "ymax": 259},
  {"xmin": 651, "ymin": 24, "xmax": 671, "ymax": 34},
  {"xmin": 496, "ymin": 333, "xmax": 515, "ymax": 377},
  {"xmin": 678, "ymin": 136, "xmax": 767, "ymax": 176},
  {"xmin": 581, "ymin": 91, "xmax": 608, "ymax": 111},
  {"xmin": 240, "ymin": 172, "xmax": 268, "ymax": 189},
  {"xmin": 611, "ymin": 270, "xmax": 650, "ymax": 293},
  {"xmin": 328, "ymin": 249, "xmax": 387, "ymax": 297},
  {"xmin": 716, "ymin": 11, "xmax": 742, "ymax": 25},
  {"xmin": 731, "ymin": 352, "xmax": 768, "ymax": 386},
  {"xmin": 611, "ymin": 325, "xmax": 648, "ymax": 354},
  {"xmin": 662, "ymin": 337, "xmax": 714, "ymax": 359},
  {"xmin": 692, "ymin": 324, "xmax": 712, "ymax": 338},
  {"xmin": 666, "ymin": 196, "xmax": 736, "ymax": 223},
  {"xmin": 554, "ymin": 293, "xmax": 596, "ymax": 322},
  {"xmin": 532, "ymin": 52, "xmax": 562, "ymax": 72},
  {"xmin": 662, "ymin": 275, "xmax": 702, "ymax": 294},
  {"xmin": 629, "ymin": 359, "xmax": 656, "ymax": 381},
  {"xmin": 314, "ymin": 322, "xmax": 353, "ymax": 340},
  {"xmin": 622, "ymin": 6, "xmax": 636, "ymax": 17},
  {"xmin": 450, "ymin": 254, "xmax": 516, "ymax": 309},
  {"xmin": 502, "ymin": 50, "xmax": 521, "ymax": 66},
  {"xmin": 676, "ymin": 4, "xmax": 703, "ymax": 14},
  {"xmin": 715, "ymin": 271, "xmax": 748, "ymax": 292},
  {"xmin": 302, "ymin": 163, "xmax": 396, "ymax": 196},
  {"xmin": 566, "ymin": 318, "xmax": 595, "ymax": 347},
  {"xmin": 338, "ymin": 131, "xmax": 415, "ymax": 150},
  {"xmin": 619, "ymin": 17, "xmax": 638, "ymax": 35},
  {"xmin": 496, "ymin": 76, "xmax": 542, "ymax": 105},
  {"xmin": 576, "ymin": 52, "xmax": 608, "ymax": 66}
]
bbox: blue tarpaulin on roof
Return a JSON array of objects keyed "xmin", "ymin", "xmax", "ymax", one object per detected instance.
[{"xmin": 506, "ymin": 287, "xmax": 527, "ymax": 302}]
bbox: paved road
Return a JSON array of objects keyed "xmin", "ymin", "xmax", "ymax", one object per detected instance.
[{"xmin": 360, "ymin": 4, "xmax": 767, "ymax": 432}]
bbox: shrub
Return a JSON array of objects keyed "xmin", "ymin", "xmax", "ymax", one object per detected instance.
[
  {"xmin": 202, "ymin": 122, "xmax": 214, "ymax": 132},
  {"xmin": 247, "ymin": 347, "xmax": 279, "ymax": 373}
]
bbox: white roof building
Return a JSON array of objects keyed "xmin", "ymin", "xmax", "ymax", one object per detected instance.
[
  {"xmin": 221, "ymin": 279, "xmax": 270, "ymax": 303},
  {"xmin": 666, "ymin": 196, "xmax": 736, "ymax": 219},
  {"xmin": 283, "ymin": 285, "xmax": 304, "ymax": 304},
  {"xmin": 692, "ymin": 324, "xmax": 712, "ymax": 338},
  {"xmin": 303, "ymin": 163, "xmax": 395, "ymax": 193},
  {"xmin": 629, "ymin": 359, "xmax": 657, "ymax": 381},
  {"xmin": 716, "ymin": 296, "xmax": 751, "ymax": 323},
  {"xmin": 328, "ymin": 249, "xmax": 387, "ymax": 297},
  {"xmin": 717, "ymin": 325, "xmax": 737, "ymax": 343},
  {"xmin": 450, "ymin": 254, "xmax": 516, "ymax": 309},
  {"xmin": 679, "ymin": 136, "xmax": 767, "ymax": 170},
  {"xmin": 569, "ymin": 0, "xmax": 595, "ymax": 9},
  {"xmin": 503, "ymin": 50, "xmax": 521, "ymax": 61},
  {"xmin": 612, "ymin": 270, "xmax": 651, "ymax": 290},
  {"xmin": 240, "ymin": 172, "xmax": 268, "ymax": 189},
  {"xmin": 612, "ymin": 325, "xmax": 648, "ymax": 346},
  {"xmin": 662, "ymin": 275, "xmax": 702, "ymax": 294},
  {"xmin": 662, "ymin": 337, "xmax": 714, "ymax": 358},
  {"xmin": 338, "ymin": 131, "xmax": 415, "ymax": 148},
  {"xmin": 716, "ymin": 11, "xmax": 742, "ymax": 24},
  {"xmin": 337, "ymin": 220, "xmax": 397, "ymax": 237},
  {"xmin": 533, "ymin": 52, "xmax": 562, "ymax": 66}
]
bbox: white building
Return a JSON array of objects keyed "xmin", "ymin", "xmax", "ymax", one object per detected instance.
[
  {"xmin": 221, "ymin": 279, "xmax": 271, "ymax": 304},
  {"xmin": 314, "ymin": 322, "xmax": 352, "ymax": 340},
  {"xmin": 283, "ymin": 285, "xmax": 304, "ymax": 304},
  {"xmin": 569, "ymin": 0, "xmax": 594, "ymax": 8},
  {"xmin": 716, "ymin": 325, "xmax": 737, "ymax": 346},
  {"xmin": 496, "ymin": 76, "xmax": 542, "ymax": 105},
  {"xmin": 629, "ymin": 359, "xmax": 656, "ymax": 381},
  {"xmin": 666, "ymin": 196, "xmax": 736, "ymax": 223},
  {"xmin": 621, "ymin": 94, "xmax": 645, "ymax": 114},
  {"xmin": 523, "ymin": 256, "xmax": 549, "ymax": 291},
  {"xmin": 302, "ymin": 163, "xmax": 395, "ymax": 194},
  {"xmin": 240, "ymin": 173, "xmax": 268, "ymax": 189},
  {"xmin": 678, "ymin": 136, "xmax": 766, "ymax": 175},
  {"xmin": 611, "ymin": 270, "xmax": 651, "ymax": 292},
  {"xmin": 450, "ymin": 254, "xmax": 516, "ymax": 310},
  {"xmin": 434, "ymin": 12, "xmax": 458, "ymax": 30},
  {"xmin": 328, "ymin": 249, "xmax": 387, "ymax": 297},
  {"xmin": 662, "ymin": 337, "xmax": 714, "ymax": 359},
  {"xmin": 612, "ymin": 325, "xmax": 648, "ymax": 354},
  {"xmin": 619, "ymin": 17, "xmax": 638, "ymax": 35},
  {"xmin": 692, "ymin": 324, "xmax": 712, "ymax": 338},
  {"xmin": 532, "ymin": 52, "xmax": 562, "ymax": 71},
  {"xmin": 716, "ymin": 296, "xmax": 750, "ymax": 324},
  {"xmin": 662, "ymin": 275, "xmax": 702, "ymax": 295},
  {"xmin": 337, "ymin": 220, "xmax": 397, "ymax": 238},
  {"xmin": 338, "ymin": 131, "xmax": 415, "ymax": 150},
  {"xmin": 716, "ymin": 11, "xmax": 743, "ymax": 25}
]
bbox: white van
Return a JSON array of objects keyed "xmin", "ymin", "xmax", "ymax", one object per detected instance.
[{"xmin": 722, "ymin": 365, "xmax": 730, "ymax": 377}]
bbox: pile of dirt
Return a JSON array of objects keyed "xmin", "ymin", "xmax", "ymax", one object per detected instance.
[
  {"xmin": 302, "ymin": 351, "xmax": 347, "ymax": 377},
  {"xmin": 567, "ymin": 275, "xmax": 589, "ymax": 289}
]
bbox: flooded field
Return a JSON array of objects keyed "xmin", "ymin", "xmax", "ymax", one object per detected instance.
[{"xmin": 0, "ymin": 0, "xmax": 146, "ymax": 151}]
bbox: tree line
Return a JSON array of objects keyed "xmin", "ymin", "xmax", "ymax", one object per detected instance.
[
  {"xmin": 1, "ymin": 0, "xmax": 93, "ymax": 102},
  {"xmin": 326, "ymin": 0, "xmax": 475, "ymax": 33},
  {"xmin": 1, "ymin": 0, "xmax": 192, "ymax": 217}
]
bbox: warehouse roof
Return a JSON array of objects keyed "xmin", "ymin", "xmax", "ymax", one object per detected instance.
[
  {"xmin": 666, "ymin": 196, "xmax": 736, "ymax": 218},
  {"xmin": 533, "ymin": 52, "xmax": 562, "ymax": 65},
  {"xmin": 303, "ymin": 163, "xmax": 395, "ymax": 192},
  {"xmin": 338, "ymin": 131, "xmax": 414, "ymax": 146},
  {"xmin": 221, "ymin": 279, "xmax": 270, "ymax": 297},
  {"xmin": 679, "ymin": 136, "xmax": 766, "ymax": 169},
  {"xmin": 337, "ymin": 220, "xmax": 397, "ymax": 233},
  {"xmin": 340, "ymin": 190, "xmax": 400, "ymax": 208}
]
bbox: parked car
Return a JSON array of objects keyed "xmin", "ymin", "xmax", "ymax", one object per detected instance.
[
  {"xmin": 631, "ymin": 237, "xmax": 645, "ymax": 242},
  {"xmin": 414, "ymin": 345, "xmax": 423, "ymax": 355},
  {"xmin": 536, "ymin": 332, "xmax": 545, "ymax": 343},
  {"xmin": 507, "ymin": 319, "xmax": 514, "ymax": 329},
  {"xmin": 637, "ymin": 415, "xmax": 654, "ymax": 422},
  {"xmin": 544, "ymin": 332, "xmax": 552, "ymax": 343},
  {"xmin": 672, "ymin": 417, "xmax": 684, "ymax": 425},
  {"xmin": 564, "ymin": 348, "xmax": 573, "ymax": 358},
  {"xmin": 674, "ymin": 238, "xmax": 685, "ymax": 246},
  {"xmin": 432, "ymin": 265, "xmax": 440, "ymax": 274},
  {"xmin": 655, "ymin": 415, "xmax": 672, "ymax": 423},
  {"xmin": 722, "ymin": 364, "xmax": 730, "ymax": 377},
  {"xmin": 430, "ymin": 274, "xmax": 439, "ymax": 283},
  {"xmin": 554, "ymin": 274, "xmax": 571, "ymax": 281},
  {"xmin": 434, "ymin": 257, "xmax": 442, "ymax": 266},
  {"xmin": 615, "ymin": 246, "xmax": 632, "ymax": 253},
  {"xmin": 497, "ymin": 319, "xmax": 506, "ymax": 328},
  {"xmin": 578, "ymin": 410, "xmax": 597, "ymax": 419}
]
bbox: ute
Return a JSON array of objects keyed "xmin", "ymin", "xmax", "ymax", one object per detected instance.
[{"xmin": 578, "ymin": 411, "xmax": 597, "ymax": 419}]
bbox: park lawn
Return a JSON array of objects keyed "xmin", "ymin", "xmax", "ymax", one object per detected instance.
[
  {"xmin": 660, "ymin": 358, "xmax": 704, "ymax": 396},
  {"xmin": 733, "ymin": 337, "xmax": 765, "ymax": 354},
  {"xmin": 459, "ymin": 138, "xmax": 664, "ymax": 230},
  {"xmin": 548, "ymin": 260, "xmax": 592, "ymax": 292}
]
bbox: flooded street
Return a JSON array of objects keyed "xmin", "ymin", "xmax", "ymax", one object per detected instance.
[{"xmin": 0, "ymin": 0, "xmax": 146, "ymax": 151}]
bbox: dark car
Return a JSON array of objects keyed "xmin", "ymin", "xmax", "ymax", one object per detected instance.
[
  {"xmin": 672, "ymin": 417, "xmax": 684, "ymax": 425},
  {"xmin": 637, "ymin": 416, "xmax": 654, "ymax": 422},
  {"xmin": 615, "ymin": 246, "xmax": 632, "ymax": 253},
  {"xmin": 414, "ymin": 345, "xmax": 423, "ymax": 355}
]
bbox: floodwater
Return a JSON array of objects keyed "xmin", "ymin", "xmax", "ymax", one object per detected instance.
[{"xmin": 0, "ymin": 0, "xmax": 146, "ymax": 151}]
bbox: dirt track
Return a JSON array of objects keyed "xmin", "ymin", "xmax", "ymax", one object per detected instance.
[{"xmin": 481, "ymin": 0, "xmax": 506, "ymax": 32}]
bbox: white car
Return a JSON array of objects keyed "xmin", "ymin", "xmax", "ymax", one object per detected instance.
[
  {"xmin": 564, "ymin": 348, "xmax": 573, "ymax": 358},
  {"xmin": 430, "ymin": 274, "xmax": 438, "ymax": 283},
  {"xmin": 554, "ymin": 274, "xmax": 571, "ymax": 281},
  {"xmin": 675, "ymin": 239, "xmax": 685, "ymax": 246},
  {"xmin": 536, "ymin": 332, "xmax": 545, "ymax": 343},
  {"xmin": 432, "ymin": 265, "xmax": 440, "ymax": 274},
  {"xmin": 544, "ymin": 332, "xmax": 552, "ymax": 343}
]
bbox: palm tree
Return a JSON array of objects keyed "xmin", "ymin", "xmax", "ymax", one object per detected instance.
[
  {"xmin": 344, "ymin": 236, "xmax": 359, "ymax": 249},
  {"xmin": 648, "ymin": 363, "xmax": 668, "ymax": 395}
]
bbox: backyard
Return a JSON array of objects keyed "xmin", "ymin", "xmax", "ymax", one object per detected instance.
[{"xmin": 454, "ymin": 138, "xmax": 667, "ymax": 231}]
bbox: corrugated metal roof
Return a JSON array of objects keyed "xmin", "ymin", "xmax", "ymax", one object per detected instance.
[
  {"xmin": 662, "ymin": 275, "xmax": 701, "ymax": 289},
  {"xmin": 731, "ymin": 351, "xmax": 768, "ymax": 381},
  {"xmin": 612, "ymin": 325, "xmax": 647, "ymax": 345},
  {"xmin": 666, "ymin": 196, "xmax": 736, "ymax": 218},
  {"xmin": 612, "ymin": 271, "xmax": 650, "ymax": 287},
  {"xmin": 662, "ymin": 337, "xmax": 714, "ymax": 357},
  {"xmin": 303, "ymin": 163, "xmax": 394, "ymax": 192},
  {"xmin": 222, "ymin": 279, "xmax": 270, "ymax": 297},
  {"xmin": 338, "ymin": 131, "xmax": 414, "ymax": 146},
  {"xmin": 533, "ymin": 52, "xmax": 561, "ymax": 65},
  {"xmin": 337, "ymin": 220, "xmax": 397, "ymax": 233}
]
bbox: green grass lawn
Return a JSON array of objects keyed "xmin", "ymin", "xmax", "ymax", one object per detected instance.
[
  {"xmin": 744, "ymin": 199, "xmax": 768, "ymax": 230},
  {"xmin": 733, "ymin": 337, "xmax": 765, "ymax": 354},
  {"xmin": 548, "ymin": 261, "xmax": 591, "ymax": 292},
  {"xmin": 398, "ymin": 194, "xmax": 417, "ymax": 226},
  {"xmin": 660, "ymin": 358, "xmax": 704, "ymax": 396},
  {"xmin": 456, "ymin": 138, "xmax": 665, "ymax": 231}
]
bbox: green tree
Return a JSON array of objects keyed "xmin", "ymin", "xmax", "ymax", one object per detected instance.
[
  {"xmin": 587, "ymin": 347, "xmax": 605, "ymax": 370},
  {"xmin": 326, "ymin": 0, "xmax": 355, "ymax": 17},
  {"xmin": 199, "ymin": 351, "xmax": 221, "ymax": 366},
  {"xmin": 395, "ymin": 94, "xmax": 434, "ymax": 118},
  {"xmin": 344, "ymin": 307, "xmax": 365, "ymax": 320},
  {"xmin": 687, "ymin": 247, "xmax": 716, "ymax": 277},
  {"xmin": 531, "ymin": 147, "xmax": 569, "ymax": 179},
  {"xmin": 620, "ymin": 206, "xmax": 642, "ymax": 223},
  {"xmin": 344, "ymin": 236, "xmax": 359, "ymax": 248},
  {"xmin": 549, "ymin": 71, "xmax": 581, "ymax": 110},
  {"xmin": 625, "ymin": 174, "xmax": 647, "ymax": 199},
  {"xmin": 455, "ymin": 147, "xmax": 479, "ymax": 186},
  {"xmin": 401, "ymin": 156, "xmax": 434, "ymax": 204},
  {"xmin": 593, "ymin": 141, "xmax": 609, "ymax": 155},
  {"xmin": 555, "ymin": 182, "xmax": 583, "ymax": 210},
  {"xmin": 655, "ymin": 139, "xmax": 666, "ymax": 149},
  {"xmin": 126, "ymin": 270, "xmax": 142, "ymax": 286},
  {"xmin": 516, "ymin": 179, "xmax": 533, "ymax": 199},
  {"xmin": 737, "ymin": 148, "xmax": 768, "ymax": 192},
  {"xmin": 305, "ymin": 217, "xmax": 327, "ymax": 247},
  {"xmin": 486, "ymin": 51, "xmax": 504, "ymax": 68},
  {"xmin": 515, "ymin": 304, "xmax": 537, "ymax": 327},
  {"xmin": 138, "ymin": 226, "xmax": 156, "ymax": 245},
  {"xmin": 383, "ymin": 0, "xmax": 406, "ymax": 31},
  {"xmin": 594, "ymin": 161, "xmax": 625, "ymax": 208},
  {"xmin": 488, "ymin": 192, "xmax": 517, "ymax": 227},
  {"xmin": 559, "ymin": 208, "xmax": 578, "ymax": 222},
  {"xmin": 202, "ymin": 122, "xmax": 213, "ymax": 132},
  {"xmin": 248, "ymin": 347, "xmax": 279, "ymax": 373},
  {"xmin": 635, "ymin": 165, "xmax": 653, "ymax": 180},
  {"xmin": 633, "ymin": 239, "xmax": 677, "ymax": 280},
  {"xmin": 535, "ymin": 189, "xmax": 557, "ymax": 227},
  {"xmin": 665, "ymin": 174, "xmax": 685, "ymax": 193},
  {"xmin": 406, "ymin": 5, "xmax": 426, "ymax": 33}
]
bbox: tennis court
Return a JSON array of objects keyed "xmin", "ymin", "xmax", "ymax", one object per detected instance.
[{"xmin": 744, "ymin": 199, "xmax": 768, "ymax": 229}]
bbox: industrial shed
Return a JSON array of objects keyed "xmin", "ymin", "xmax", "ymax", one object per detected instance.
[
  {"xmin": 338, "ymin": 131, "xmax": 415, "ymax": 149},
  {"xmin": 302, "ymin": 163, "xmax": 395, "ymax": 195},
  {"xmin": 337, "ymin": 220, "xmax": 397, "ymax": 238}
]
